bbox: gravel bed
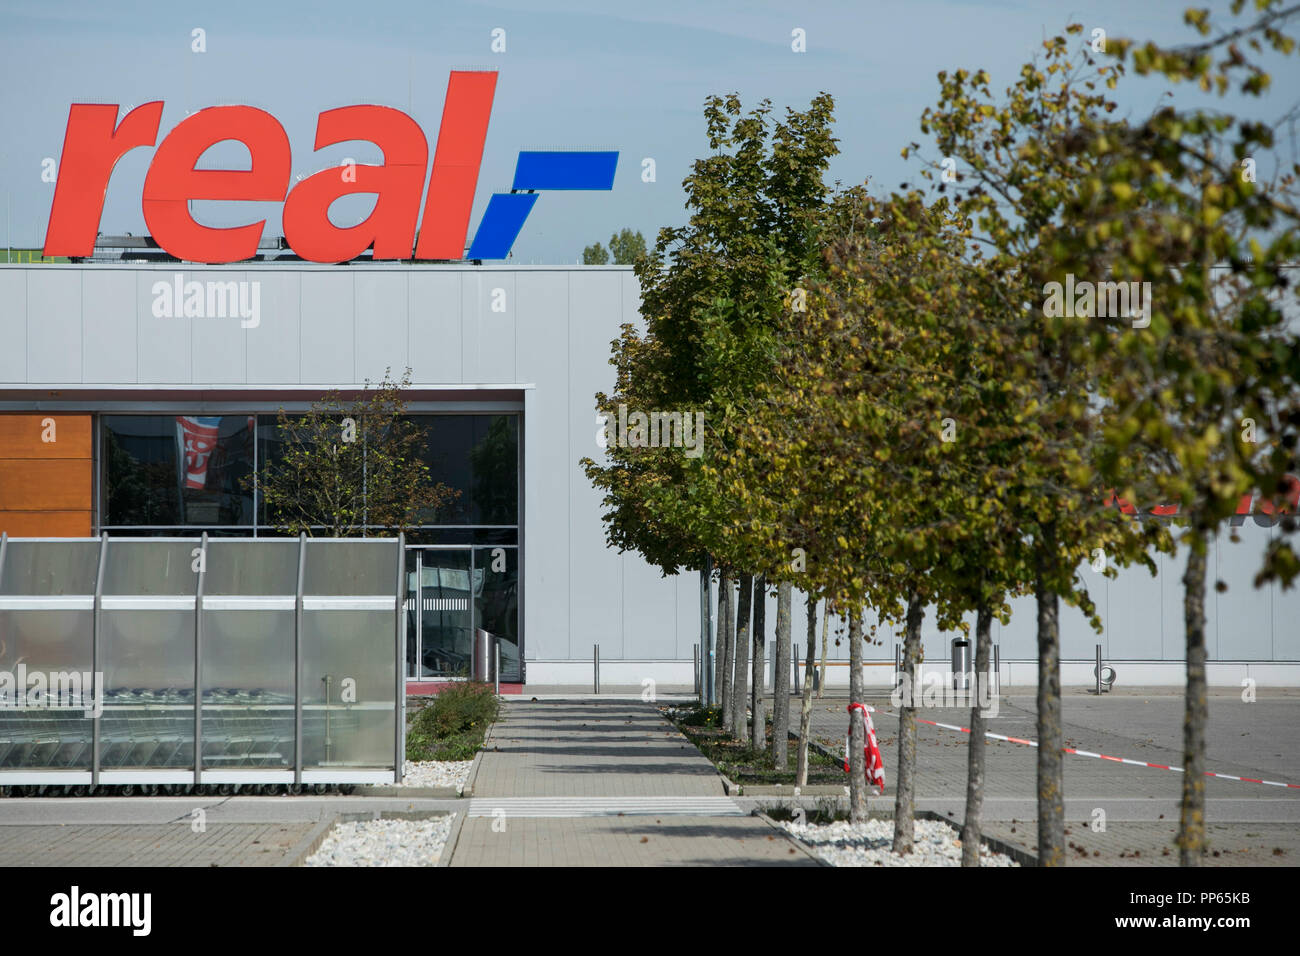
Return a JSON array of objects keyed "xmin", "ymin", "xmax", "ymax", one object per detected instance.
[
  {"xmin": 305, "ymin": 816, "xmax": 455, "ymax": 867},
  {"xmin": 398, "ymin": 759, "xmax": 474, "ymax": 791},
  {"xmin": 783, "ymin": 818, "xmax": 1019, "ymax": 867}
]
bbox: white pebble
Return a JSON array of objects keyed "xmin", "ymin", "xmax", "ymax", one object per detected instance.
[
  {"xmin": 305, "ymin": 816, "xmax": 455, "ymax": 867},
  {"xmin": 398, "ymin": 760, "xmax": 474, "ymax": 792},
  {"xmin": 783, "ymin": 818, "xmax": 1019, "ymax": 867}
]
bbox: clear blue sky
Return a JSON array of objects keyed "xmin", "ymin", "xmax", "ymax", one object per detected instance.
[{"xmin": 2, "ymin": 0, "xmax": 1298, "ymax": 262}]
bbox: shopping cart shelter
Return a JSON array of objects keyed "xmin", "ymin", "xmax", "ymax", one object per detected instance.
[{"xmin": 0, "ymin": 535, "xmax": 402, "ymax": 786}]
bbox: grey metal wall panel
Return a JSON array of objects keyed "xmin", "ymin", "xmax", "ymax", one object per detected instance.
[
  {"xmin": 1217, "ymin": 524, "xmax": 1272, "ymax": 659},
  {"xmin": 567, "ymin": 272, "xmax": 622, "ymax": 657},
  {"xmin": 247, "ymin": 272, "xmax": 301, "ymax": 384},
  {"xmin": 517, "ymin": 274, "xmax": 570, "ymax": 661},
  {"xmin": 299, "ymin": 273, "xmax": 354, "ymax": 385},
  {"xmin": 1273, "ymin": 524, "xmax": 1300, "ymax": 660},
  {"xmin": 469, "ymin": 272, "xmax": 515, "ymax": 384},
  {"xmin": 1104, "ymin": 549, "xmax": 1164, "ymax": 659},
  {"xmin": 353, "ymin": 272, "xmax": 408, "ymax": 385},
  {"xmin": 674, "ymin": 572, "xmax": 695, "ymax": 662},
  {"xmin": 26, "ymin": 269, "xmax": 82, "ymax": 383},
  {"xmin": 408, "ymin": 272, "xmax": 462, "ymax": 384},
  {"xmin": 135, "ymin": 271, "xmax": 190, "ymax": 384},
  {"xmin": 0, "ymin": 271, "xmax": 27, "ymax": 382},
  {"xmin": 998, "ymin": 593, "xmax": 1039, "ymax": 660},
  {"xmin": 624, "ymin": 555, "xmax": 676, "ymax": 661},
  {"xmin": 82, "ymin": 271, "xmax": 137, "ymax": 384},
  {"xmin": 1061, "ymin": 559, "xmax": 1103, "ymax": 660},
  {"xmin": 191, "ymin": 271, "xmax": 248, "ymax": 385}
]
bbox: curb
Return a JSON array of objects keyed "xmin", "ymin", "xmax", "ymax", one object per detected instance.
[
  {"xmin": 350, "ymin": 785, "xmax": 461, "ymax": 798},
  {"xmin": 438, "ymin": 809, "xmax": 468, "ymax": 867},
  {"xmin": 752, "ymin": 810, "xmax": 831, "ymax": 866},
  {"xmin": 280, "ymin": 816, "xmax": 338, "ymax": 867},
  {"xmin": 461, "ymin": 711, "xmax": 499, "ymax": 798}
]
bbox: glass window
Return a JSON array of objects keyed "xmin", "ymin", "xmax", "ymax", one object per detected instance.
[
  {"xmin": 413, "ymin": 414, "xmax": 519, "ymax": 525},
  {"xmin": 474, "ymin": 546, "xmax": 519, "ymax": 682},
  {"xmin": 103, "ymin": 415, "xmax": 254, "ymax": 527},
  {"xmin": 256, "ymin": 413, "xmax": 518, "ymax": 529}
]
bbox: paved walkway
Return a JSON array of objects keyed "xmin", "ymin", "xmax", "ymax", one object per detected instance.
[
  {"xmin": 449, "ymin": 700, "xmax": 816, "ymax": 866},
  {"xmin": 0, "ymin": 822, "xmax": 316, "ymax": 867}
]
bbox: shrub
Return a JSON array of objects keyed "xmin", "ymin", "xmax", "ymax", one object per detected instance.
[{"xmin": 406, "ymin": 682, "xmax": 500, "ymax": 761}]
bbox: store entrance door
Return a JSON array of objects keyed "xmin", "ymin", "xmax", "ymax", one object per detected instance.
[{"xmin": 404, "ymin": 546, "xmax": 520, "ymax": 682}]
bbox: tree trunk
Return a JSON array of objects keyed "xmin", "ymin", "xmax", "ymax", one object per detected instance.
[
  {"xmin": 718, "ymin": 573, "xmax": 734, "ymax": 722},
  {"xmin": 731, "ymin": 573, "xmax": 752, "ymax": 740},
  {"xmin": 817, "ymin": 602, "xmax": 830, "ymax": 698},
  {"xmin": 847, "ymin": 605, "xmax": 868, "ymax": 823},
  {"xmin": 961, "ymin": 605, "xmax": 993, "ymax": 867},
  {"xmin": 892, "ymin": 593, "xmax": 924, "ymax": 853},
  {"xmin": 1179, "ymin": 541, "xmax": 1208, "ymax": 866},
  {"xmin": 773, "ymin": 582, "xmax": 793, "ymax": 770},
  {"xmin": 750, "ymin": 576, "xmax": 767, "ymax": 752},
  {"xmin": 1035, "ymin": 535, "xmax": 1065, "ymax": 867},
  {"xmin": 796, "ymin": 596, "xmax": 818, "ymax": 787}
]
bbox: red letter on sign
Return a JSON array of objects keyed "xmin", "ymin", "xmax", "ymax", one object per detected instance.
[
  {"xmin": 282, "ymin": 106, "xmax": 428, "ymax": 262},
  {"xmin": 414, "ymin": 71, "xmax": 497, "ymax": 260},
  {"xmin": 141, "ymin": 106, "xmax": 290, "ymax": 263},
  {"xmin": 44, "ymin": 103, "xmax": 164, "ymax": 257}
]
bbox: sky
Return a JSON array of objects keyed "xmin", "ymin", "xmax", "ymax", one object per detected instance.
[{"xmin": 2, "ymin": 0, "xmax": 1298, "ymax": 263}]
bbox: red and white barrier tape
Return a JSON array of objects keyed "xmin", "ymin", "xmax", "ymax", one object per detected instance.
[{"xmin": 873, "ymin": 709, "xmax": 1300, "ymax": 791}]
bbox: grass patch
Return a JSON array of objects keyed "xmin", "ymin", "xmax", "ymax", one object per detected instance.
[
  {"xmin": 406, "ymin": 682, "xmax": 500, "ymax": 762},
  {"xmin": 666, "ymin": 706, "xmax": 844, "ymax": 786}
]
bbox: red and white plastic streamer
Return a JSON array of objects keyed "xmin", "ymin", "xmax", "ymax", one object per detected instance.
[
  {"xmin": 890, "ymin": 712, "xmax": 1300, "ymax": 790},
  {"xmin": 845, "ymin": 702, "xmax": 887, "ymax": 792}
]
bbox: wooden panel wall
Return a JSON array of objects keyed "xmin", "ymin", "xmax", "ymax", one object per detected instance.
[{"xmin": 0, "ymin": 413, "xmax": 93, "ymax": 537}]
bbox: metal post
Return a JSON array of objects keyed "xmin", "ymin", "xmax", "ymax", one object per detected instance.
[
  {"xmin": 294, "ymin": 533, "xmax": 306, "ymax": 788},
  {"xmin": 593, "ymin": 644, "xmax": 600, "ymax": 695},
  {"xmin": 792, "ymin": 643, "xmax": 801, "ymax": 696},
  {"xmin": 194, "ymin": 532, "xmax": 207, "ymax": 785},
  {"xmin": 693, "ymin": 643, "xmax": 700, "ymax": 697},
  {"xmin": 494, "ymin": 639, "xmax": 500, "ymax": 697},
  {"xmin": 895, "ymin": 643, "xmax": 902, "ymax": 690},
  {"xmin": 993, "ymin": 643, "xmax": 1001, "ymax": 697},
  {"xmin": 1096, "ymin": 644, "xmax": 1102, "ymax": 697},
  {"xmin": 92, "ymin": 534, "xmax": 107, "ymax": 789},
  {"xmin": 395, "ymin": 535, "xmax": 405, "ymax": 783}
]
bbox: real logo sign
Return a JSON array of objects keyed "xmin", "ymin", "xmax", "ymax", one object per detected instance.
[{"xmin": 43, "ymin": 72, "xmax": 617, "ymax": 263}]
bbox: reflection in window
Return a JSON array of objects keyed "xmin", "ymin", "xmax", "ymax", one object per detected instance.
[{"xmin": 102, "ymin": 416, "xmax": 254, "ymax": 526}]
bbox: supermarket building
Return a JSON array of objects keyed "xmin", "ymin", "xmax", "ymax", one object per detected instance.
[{"xmin": 1, "ymin": 256, "xmax": 1298, "ymax": 689}]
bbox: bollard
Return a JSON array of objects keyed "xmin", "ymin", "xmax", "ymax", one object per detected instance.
[{"xmin": 594, "ymin": 644, "xmax": 600, "ymax": 695}]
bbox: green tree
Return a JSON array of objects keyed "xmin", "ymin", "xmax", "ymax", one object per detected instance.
[
  {"xmin": 582, "ymin": 242, "xmax": 609, "ymax": 264},
  {"xmin": 255, "ymin": 368, "xmax": 459, "ymax": 536},
  {"xmin": 608, "ymin": 228, "xmax": 647, "ymax": 264},
  {"xmin": 1065, "ymin": 3, "xmax": 1300, "ymax": 864},
  {"xmin": 582, "ymin": 91, "xmax": 839, "ymax": 740}
]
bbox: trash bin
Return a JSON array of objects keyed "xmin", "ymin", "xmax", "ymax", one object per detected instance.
[{"xmin": 951, "ymin": 638, "xmax": 971, "ymax": 690}]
